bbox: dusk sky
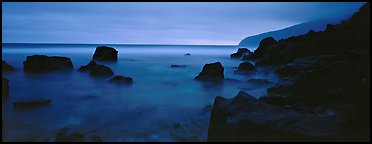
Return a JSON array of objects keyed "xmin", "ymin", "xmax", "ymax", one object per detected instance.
[{"xmin": 2, "ymin": 2, "xmax": 366, "ymax": 45}]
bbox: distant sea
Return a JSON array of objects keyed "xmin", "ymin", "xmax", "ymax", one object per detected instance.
[{"xmin": 2, "ymin": 43, "xmax": 277, "ymax": 142}]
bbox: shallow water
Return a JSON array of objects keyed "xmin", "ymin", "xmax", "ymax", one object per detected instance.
[{"xmin": 2, "ymin": 44, "xmax": 278, "ymax": 142}]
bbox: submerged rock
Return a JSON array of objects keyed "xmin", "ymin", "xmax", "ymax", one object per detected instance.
[
  {"xmin": 79, "ymin": 61, "xmax": 114, "ymax": 78},
  {"xmin": 23, "ymin": 55, "xmax": 73, "ymax": 73},
  {"xmin": 2, "ymin": 60, "xmax": 16, "ymax": 73},
  {"xmin": 195, "ymin": 62, "xmax": 224, "ymax": 82},
  {"xmin": 13, "ymin": 98, "xmax": 51, "ymax": 108},
  {"xmin": 171, "ymin": 64, "xmax": 186, "ymax": 68},
  {"xmin": 93, "ymin": 46, "xmax": 118, "ymax": 61},
  {"xmin": 208, "ymin": 91, "xmax": 344, "ymax": 142},
  {"xmin": 237, "ymin": 62, "xmax": 254, "ymax": 71},
  {"xmin": 2, "ymin": 77, "xmax": 9, "ymax": 98},
  {"xmin": 108, "ymin": 75, "xmax": 133, "ymax": 85}
]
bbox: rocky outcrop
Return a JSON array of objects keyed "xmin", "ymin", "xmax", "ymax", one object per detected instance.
[
  {"xmin": 195, "ymin": 62, "xmax": 224, "ymax": 82},
  {"xmin": 79, "ymin": 61, "xmax": 114, "ymax": 78},
  {"xmin": 108, "ymin": 75, "xmax": 133, "ymax": 85},
  {"xmin": 230, "ymin": 48, "xmax": 252, "ymax": 59},
  {"xmin": 236, "ymin": 62, "xmax": 254, "ymax": 72},
  {"xmin": 2, "ymin": 60, "xmax": 16, "ymax": 73},
  {"xmin": 184, "ymin": 53, "xmax": 191, "ymax": 56},
  {"xmin": 209, "ymin": 3, "xmax": 370, "ymax": 141},
  {"xmin": 92, "ymin": 46, "xmax": 118, "ymax": 61},
  {"xmin": 245, "ymin": 3, "xmax": 370, "ymax": 66},
  {"xmin": 13, "ymin": 98, "xmax": 51, "ymax": 108},
  {"xmin": 23, "ymin": 55, "xmax": 73, "ymax": 73},
  {"xmin": 208, "ymin": 91, "xmax": 354, "ymax": 142},
  {"xmin": 171, "ymin": 64, "xmax": 186, "ymax": 68},
  {"xmin": 2, "ymin": 77, "xmax": 9, "ymax": 98}
]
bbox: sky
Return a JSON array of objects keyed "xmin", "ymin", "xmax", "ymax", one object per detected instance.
[{"xmin": 2, "ymin": 2, "xmax": 366, "ymax": 45}]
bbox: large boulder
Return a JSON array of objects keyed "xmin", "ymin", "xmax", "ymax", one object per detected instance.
[
  {"xmin": 208, "ymin": 91, "xmax": 346, "ymax": 142},
  {"xmin": 230, "ymin": 48, "xmax": 252, "ymax": 59},
  {"xmin": 237, "ymin": 62, "xmax": 254, "ymax": 71},
  {"xmin": 23, "ymin": 55, "xmax": 73, "ymax": 73},
  {"xmin": 195, "ymin": 62, "xmax": 224, "ymax": 82},
  {"xmin": 2, "ymin": 60, "xmax": 16, "ymax": 73},
  {"xmin": 108, "ymin": 75, "xmax": 133, "ymax": 85},
  {"xmin": 92, "ymin": 46, "xmax": 118, "ymax": 61},
  {"xmin": 2, "ymin": 77, "xmax": 9, "ymax": 98},
  {"xmin": 79, "ymin": 61, "xmax": 114, "ymax": 78},
  {"xmin": 245, "ymin": 37, "xmax": 277, "ymax": 60}
]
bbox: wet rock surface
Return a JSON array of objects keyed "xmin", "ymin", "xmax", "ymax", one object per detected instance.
[
  {"xmin": 23, "ymin": 55, "xmax": 73, "ymax": 73},
  {"xmin": 108, "ymin": 75, "xmax": 133, "ymax": 85},
  {"xmin": 92, "ymin": 46, "xmax": 118, "ymax": 61},
  {"xmin": 79, "ymin": 61, "xmax": 114, "ymax": 78},
  {"xmin": 2, "ymin": 60, "xmax": 17, "ymax": 73},
  {"xmin": 230, "ymin": 48, "xmax": 252, "ymax": 59},
  {"xmin": 195, "ymin": 62, "xmax": 224, "ymax": 83},
  {"xmin": 237, "ymin": 62, "xmax": 254, "ymax": 72}
]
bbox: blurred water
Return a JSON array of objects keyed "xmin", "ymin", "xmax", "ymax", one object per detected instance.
[{"xmin": 2, "ymin": 43, "xmax": 278, "ymax": 142}]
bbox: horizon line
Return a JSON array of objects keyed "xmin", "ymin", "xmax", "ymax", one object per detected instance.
[{"xmin": 2, "ymin": 42, "xmax": 238, "ymax": 47}]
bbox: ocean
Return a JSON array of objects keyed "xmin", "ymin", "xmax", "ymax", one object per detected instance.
[{"xmin": 2, "ymin": 43, "xmax": 278, "ymax": 142}]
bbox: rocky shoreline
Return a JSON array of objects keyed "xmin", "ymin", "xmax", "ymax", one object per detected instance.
[{"xmin": 207, "ymin": 3, "xmax": 370, "ymax": 141}]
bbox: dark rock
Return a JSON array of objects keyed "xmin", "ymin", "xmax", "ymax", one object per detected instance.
[
  {"xmin": 195, "ymin": 62, "xmax": 224, "ymax": 82},
  {"xmin": 230, "ymin": 48, "xmax": 252, "ymax": 59},
  {"xmin": 308, "ymin": 29, "xmax": 316, "ymax": 35},
  {"xmin": 232, "ymin": 90, "xmax": 258, "ymax": 104},
  {"xmin": 13, "ymin": 98, "xmax": 51, "ymax": 108},
  {"xmin": 23, "ymin": 55, "xmax": 73, "ymax": 73},
  {"xmin": 247, "ymin": 79, "xmax": 270, "ymax": 83},
  {"xmin": 2, "ymin": 60, "xmax": 16, "ymax": 73},
  {"xmin": 108, "ymin": 75, "xmax": 133, "ymax": 85},
  {"xmin": 208, "ymin": 91, "xmax": 345, "ymax": 142},
  {"xmin": 245, "ymin": 37, "xmax": 277, "ymax": 60},
  {"xmin": 171, "ymin": 64, "xmax": 186, "ymax": 68},
  {"xmin": 275, "ymin": 55, "xmax": 335, "ymax": 77},
  {"xmin": 91, "ymin": 135, "xmax": 103, "ymax": 142},
  {"xmin": 55, "ymin": 127, "xmax": 103, "ymax": 142},
  {"xmin": 92, "ymin": 46, "xmax": 118, "ymax": 61},
  {"xmin": 258, "ymin": 95, "xmax": 291, "ymax": 107},
  {"xmin": 79, "ymin": 61, "xmax": 114, "ymax": 78},
  {"xmin": 173, "ymin": 122, "xmax": 181, "ymax": 129},
  {"xmin": 55, "ymin": 128, "xmax": 84, "ymax": 142},
  {"xmin": 237, "ymin": 62, "xmax": 254, "ymax": 71},
  {"xmin": 209, "ymin": 3, "xmax": 371, "ymax": 141},
  {"xmin": 2, "ymin": 77, "xmax": 9, "ymax": 98},
  {"xmin": 184, "ymin": 53, "xmax": 191, "ymax": 56}
]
